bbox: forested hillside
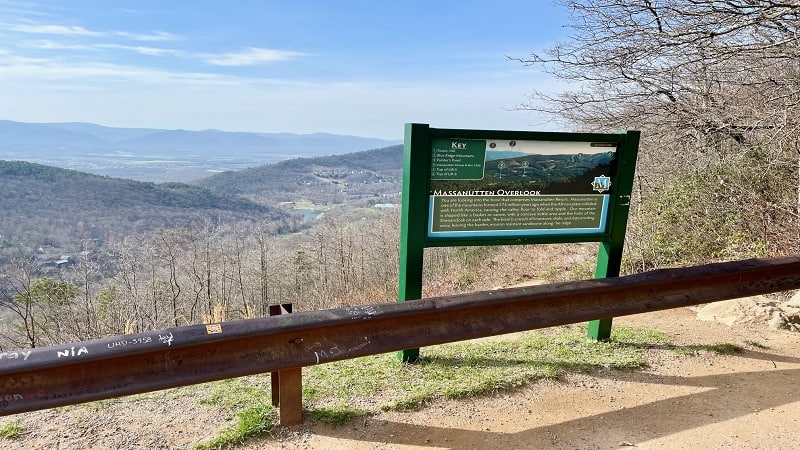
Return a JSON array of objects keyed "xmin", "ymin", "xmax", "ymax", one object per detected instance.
[
  {"xmin": 0, "ymin": 160, "xmax": 299, "ymax": 259},
  {"xmin": 197, "ymin": 144, "xmax": 403, "ymax": 204}
]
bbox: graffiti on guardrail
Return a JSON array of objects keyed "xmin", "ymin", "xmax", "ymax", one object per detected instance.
[
  {"xmin": 57, "ymin": 346, "xmax": 88, "ymax": 358},
  {"xmin": 0, "ymin": 351, "xmax": 32, "ymax": 362},
  {"xmin": 346, "ymin": 305, "xmax": 379, "ymax": 319},
  {"xmin": 159, "ymin": 332, "xmax": 174, "ymax": 346},
  {"xmin": 310, "ymin": 336, "xmax": 372, "ymax": 364}
]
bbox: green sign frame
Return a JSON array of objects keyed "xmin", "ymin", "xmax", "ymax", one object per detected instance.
[{"xmin": 399, "ymin": 123, "xmax": 640, "ymax": 361}]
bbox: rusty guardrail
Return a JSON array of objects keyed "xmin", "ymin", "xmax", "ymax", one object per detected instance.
[{"xmin": 2, "ymin": 255, "xmax": 800, "ymax": 416}]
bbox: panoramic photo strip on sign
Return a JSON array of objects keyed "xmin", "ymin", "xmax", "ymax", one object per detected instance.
[{"xmin": 428, "ymin": 138, "xmax": 617, "ymax": 239}]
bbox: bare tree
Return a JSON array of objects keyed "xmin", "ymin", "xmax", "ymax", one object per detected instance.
[
  {"xmin": 519, "ymin": 1, "xmax": 798, "ymax": 173},
  {"xmin": 253, "ymin": 221, "xmax": 278, "ymax": 317},
  {"xmin": 155, "ymin": 229, "xmax": 184, "ymax": 327},
  {"xmin": 0, "ymin": 259, "xmax": 41, "ymax": 348},
  {"xmin": 0, "ymin": 258, "xmax": 83, "ymax": 348},
  {"xmin": 108, "ymin": 235, "xmax": 148, "ymax": 333},
  {"xmin": 64, "ymin": 243, "xmax": 103, "ymax": 339},
  {"xmin": 518, "ymin": 0, "xmax": 800, "ymax": 264},
  {"xmin": 184, "ymin": 224, "xmax": 214, "ymax": 323}
]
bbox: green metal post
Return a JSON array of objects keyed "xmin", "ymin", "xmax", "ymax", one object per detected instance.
[
  {"xmin": 587, "ymin": 130, "xmax": 640, "ymax": 340},
  {"xmin": 587, "ymin": 241, "xmax": 621, "ymax": 339},
  {"xmin": 398, "ymin": 123, "xmax": 431, "ymax": 362}
]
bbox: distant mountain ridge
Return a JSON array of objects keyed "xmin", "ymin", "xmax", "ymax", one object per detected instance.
[
  {"xmin": 0, "ymin": 120, "xmax": 400, "ymax": 152},
  {"xmin": 0, "ymin": 120, "xmax": 402, "ymax": 181}
]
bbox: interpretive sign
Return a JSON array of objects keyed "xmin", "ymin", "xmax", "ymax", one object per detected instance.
[
  {"xmin": 428, "ymin": 139, "xmax": 618, "ymax": 239},
  {"xmin": 398, "ymin": 124, "xmax": 640, "ymax": 361}
]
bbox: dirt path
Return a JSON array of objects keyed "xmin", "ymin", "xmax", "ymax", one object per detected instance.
[
  {"xmin": 260, "ymin": 308, "xmax": 800, "ymax": 450},
  {"xmin": 6, "ymin": 307, "xmax": 800, "ymax": 449}
]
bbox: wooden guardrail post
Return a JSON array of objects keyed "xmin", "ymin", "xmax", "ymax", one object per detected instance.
[{"xmin": 268, "ymin": 303, "xmax": 303, "ymax": 426}]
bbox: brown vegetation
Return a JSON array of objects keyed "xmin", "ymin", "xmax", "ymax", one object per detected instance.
[{"xmin": 518, "ymin": 0, "xmax": 800, "ymax": 269}]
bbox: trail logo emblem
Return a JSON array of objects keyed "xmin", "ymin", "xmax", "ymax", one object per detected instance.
[{"xmin": 591, "ymin": 175, "xmax": 612, "ymax": 193}]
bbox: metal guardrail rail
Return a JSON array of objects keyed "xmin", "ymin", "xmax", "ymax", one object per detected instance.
[{"xmin": 2, "ymin": 256, "xmax": 800, "ymax": 416}]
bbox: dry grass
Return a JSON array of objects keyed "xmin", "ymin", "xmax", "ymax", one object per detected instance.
[{"xmin": 422, "ymin": 243, "xmax": 599, "ymax": 299}]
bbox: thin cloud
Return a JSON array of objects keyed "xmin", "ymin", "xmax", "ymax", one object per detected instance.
[
  {"xmin": 10, "ymin": 23, "xmax": 102, "ymax": 36},
  {"xmin": 18, "ymin": 39, "xmax": 93, "ymax": 51},
  {"xmin": 202, "ymin": 47, "xmax": 305, "ymax": 66},
  {"xmin": 0, "ymin": 51, "xmax": 292, "ymax": 87},
  {"xmin": 98, "ymin": 43, "xmax": 182, "ymax": 57},
  {"xmin": 8, "ymin": 21, "xmax": 179, "ymax": 43},
  {"xmin": 16, "ymin": 39, "xmax": 180, "ymax": 58}
]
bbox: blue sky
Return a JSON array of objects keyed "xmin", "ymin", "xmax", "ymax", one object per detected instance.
[{"xmin": 0, "ymin": 1, "xmax": 570, "ymax": 139}]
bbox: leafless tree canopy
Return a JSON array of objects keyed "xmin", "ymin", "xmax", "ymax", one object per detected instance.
[
  {"xmin": 520, "ymin": 1, "xmax": 798, "ymax": 169},
  {"xmin": 519, "ymin": 0, "xmax": 800, "ymax": 266}
]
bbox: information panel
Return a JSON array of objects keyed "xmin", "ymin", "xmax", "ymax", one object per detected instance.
[
  {"xmin": 427, "ymin": 139, "xmax": 617, "ymax": 239},
  {"xmin": 399, "ymin": 124, "xmax": 640, "ymax": 357}
]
